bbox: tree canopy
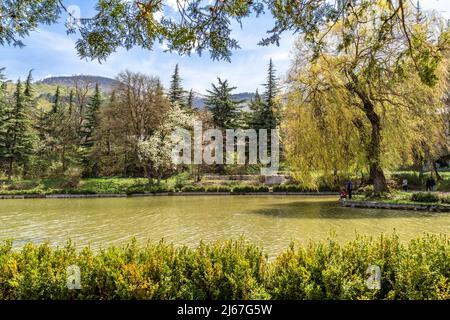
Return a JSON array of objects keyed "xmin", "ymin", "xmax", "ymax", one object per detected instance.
[
  {"xmin": 283, "ymin": 1, "xmax": 450, "ymax": 193},
  {"xmin": 1, "ymin": 0, "xmax": 439, "ymax": 62}
]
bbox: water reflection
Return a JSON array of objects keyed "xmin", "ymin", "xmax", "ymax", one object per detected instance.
[{"xmin": 0, "ymin": 196, "xmax": 448, "ymax": 256}]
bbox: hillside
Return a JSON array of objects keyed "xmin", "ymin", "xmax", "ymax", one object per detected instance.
[
  {"xmin": 37, "ymin": 75, "xmax": 119, "ymax": 93},
  {"xmin": 35, "ymin": 76, "xmax": 255, "ymax": 109}
]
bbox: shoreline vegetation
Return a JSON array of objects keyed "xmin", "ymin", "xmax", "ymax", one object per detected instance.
[
  {"xmin": 0, "ymin": 234, "xmax": 448, "ymax": 300},
  {"xmin": 3, "ymin": 174, "xmax": 450, "ymax": 208}
]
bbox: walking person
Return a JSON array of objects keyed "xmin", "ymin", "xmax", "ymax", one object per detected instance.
[{"xmin": 346, "ymin": 180, "xmax": 353, "ymax": 199}]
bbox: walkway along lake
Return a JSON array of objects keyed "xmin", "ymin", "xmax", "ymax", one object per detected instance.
[{"xmin": 0, "ymin": 195, "xmax": 449, "ymax": 256}]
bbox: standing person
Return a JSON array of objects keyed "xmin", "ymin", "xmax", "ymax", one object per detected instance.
[
  {"xmin": 340, "ymin": 187, "xmax": 347, "ymax": 200},
  {"xmin": 430, "ymin": 176, "xmax": 436, "ymax": 191},
  {"xmin": 402, "ymin": 178, "xmax": 408, "ymax": 192},
  {"xmin": 346, "ymin": 180, "xmax": 353, "ymax": 199},
  {"xmin": 425, "ymin": 177, "xmax": 432, "ymax": 192}
]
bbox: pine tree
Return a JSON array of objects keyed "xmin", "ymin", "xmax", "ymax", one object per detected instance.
[
  {"xmin": 0, "ymin": 80, "xmax": 34, "ymax": 179},
  {"xmin": 187, "ymin": 89, "xmax": 194, "ymax": 110},
  {"xmin": 0, "ymin": 69, "xmax": 8, "ymax": 172},
  {"xmin": 52, "ymin": 86, "xmax": 60, "ymax": 113},
  {"xmin": 169, "ymin": 64, "xmax": 186, "ymax": 107},
  {"xmin": 248, "ymin": 89, "xmax": 265, "ymax": 129},
  {"xmin": 205, "ymin": 78, "xmax": 242, "ymax": 129},
  {"xmin": 80, "ymin": 83, "xmax": 102, "ymax": 176},
  {"xmin": 24, "ymin": 70, "xmax": 34, "ymax": 99},
  {"xmin": 262, "ymin": 59, "xmax": 280, "ymax": 129},
  {"xmin": 82, "ymin": 83, "xmax": 101, "ymax": 149},
  {"xmin": 68, "ymin": 89, "xmax": 74, "ymax": 115}
]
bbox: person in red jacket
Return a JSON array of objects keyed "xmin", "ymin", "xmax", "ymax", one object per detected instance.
[{"xmin": 340, "ymin": 188, "xmax": 347, "ymax": 200}]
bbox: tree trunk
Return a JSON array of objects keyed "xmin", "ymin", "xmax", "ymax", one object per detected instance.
[
  {"xmin": 62, "ymin": 146, "xmax": 67, "ymax": 172},
  {"xmin": 432, "ymin": 161, "xmax": 442, "ymax": 181},
  {"xmin": 365, "ymin": 104, "xmax": 388, "ymax": 195},
  {"xmin": 346, "ymin": 71, "xmax": 388, "ymax": 195},
  {"xmin": 7, "ymin": 158, "xmax": 13, "ymax": 180}
]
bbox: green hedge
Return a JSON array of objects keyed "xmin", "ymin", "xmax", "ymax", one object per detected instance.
[
  {"xmin": 126, "ymin": 185, "xmax": 175, "ymax": 194},
  {"xmin": 273, "ymin": 185, "xmax": 305, "ymax": 192},
  {"xmin": 205, "ymin": 186, "xmax": 232, "ymax": 193},
  {"xmin": 232, "ymin": 186, "xmax": 270, "ymax": 193},
  {"xmin": 0, "ymin": 235, "xmax": 448, "ymax": 300},
  {"xmin": 180, "ymin": 186, "xmax": 206, "ymax": 192},
  {"xmin": 410, "ymin": 192, "xmax": 440, "ymax": 203}
]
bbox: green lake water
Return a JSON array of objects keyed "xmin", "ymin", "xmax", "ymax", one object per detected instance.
[{"xmin": 0, "ymin": 196, "xmax": 448, "ymax": 256}]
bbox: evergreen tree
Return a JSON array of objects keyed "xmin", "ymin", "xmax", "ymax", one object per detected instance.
[
  {"xmin": 82, "ymin": 83, "xmax": 101, "ymax": 148},
  {"xmin": 52, "ymin": 86, "xmax": 60, "ymax": 113},
  {"xmin": 0, "ymin": 69, "xmax": 8, "ymax": 172},
  {"xmin": 205, "ymin": 78, "xmax": 242, "ymax": 129},
  {"xmin": 0, "ymin": 80, "xmax": 34, "ymax": 179},
  {"xmin": 262, "ymin": 59, "xmax": 280, "ymax": 129},
  {"xmin": 248, "ymin": 89, "xmax": 265, "ymax": 129},
  {"xmin": 169, "ymin": 64, "xmax": 186, "ymax": 107},
  {"xmin": 187, "ymin": 89, "xmax": 194, "ymax": 110},
  {"xmin": 81, "ymin": 83, "xmax": 102, "ymax": 175},
  {"xmin": 24, "ymin": 70, "xmax": 34, "ymax": 99},
  {"xmin": 68, "ymin": 89, "xmax": 74, "ymax": 115},
  {"xmin": 35, "ymin": 86, "xmax": 64, "ymax": 171}
]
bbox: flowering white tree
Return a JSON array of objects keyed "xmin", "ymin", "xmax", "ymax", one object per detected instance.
[{"xmin": 137, "ymin": 103, "xmax": 194, "ymax": 184}]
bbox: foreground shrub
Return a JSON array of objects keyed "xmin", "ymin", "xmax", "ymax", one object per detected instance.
[
  {"xmin": 0, "ymin": 235, "xmax": 448, "ymax": 300},
  {"xmin": 410, "ymin": 192, "xmax": 440, "ymax": 203}
]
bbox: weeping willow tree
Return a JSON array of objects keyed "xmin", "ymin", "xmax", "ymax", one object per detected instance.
[{"xmin": 283, "ymin": 1, "xmax": 450, "ymax": 194}]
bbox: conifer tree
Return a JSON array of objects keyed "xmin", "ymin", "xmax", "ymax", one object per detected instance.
[
  {"xmin": 248, "ymin": 89, "xmax": 265, "ymax": 129},
  {"xmin": 187, "ymin": 89, "xmax": 194, "ymax": 110},
  {"xmin": 0, "ymin": 80, "xmax": 34, "ymax": 179},
  {"xmin": 81, "ymin": 83, "xmax": 102, "ymax": 176},
  {"xmin": 169, "ymin": 64, "xmax": 186, "ymax": 107},
  {"xmin": 68, "ymin": 89, "xmax": 74, "ymax": 115},
  {"xmin": 205, "ymin": 78, "xmax": 242, "ymax": 129},
  {"xmin": 262, "ymin": 59, "xmax": 280, "ymax": 129},
  {"xmin": 52, "ymin": 86, "xmax": 60, "ymax": 113},
  {"xmin": 23, "ymin": 70, "xmax": 34, "ymax": 99}
]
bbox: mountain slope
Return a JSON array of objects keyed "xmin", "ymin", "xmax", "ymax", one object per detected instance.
[
  {"xmin": 38, "ymin": 75, "xmax": 119, "ymax": 93},
  {"xmin": 36, "ymin": 76, "xmax": 255, "ymax": 108}
]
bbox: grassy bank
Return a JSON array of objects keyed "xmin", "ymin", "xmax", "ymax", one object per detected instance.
[
  {"xmin": 0, "ymin": 176, "xmax": 334, "ymax": 196},
  {"xmin": 353, "ymin": 191, "xmax": 450, "ymax": 207},
  {"xmin": 0, "ymin": 234, "xmax": 448, "ymax": 300},
  {"xmin": 3, "ymin": 170, "xmax": 450, "ymax": 196}
]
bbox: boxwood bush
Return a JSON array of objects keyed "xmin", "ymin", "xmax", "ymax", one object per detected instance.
[
  {"xmin": 205, "ymin": 186, "xmax": 232, "ymax": 193},
  {"xmin": 0, "ymin": 235, "xmax": 447, "ymax": 300},
  {"xmin": 232, "ymin": 186, "xmax": 269, "ymax": 193},
  {"xmin": 410, "ymin": 192, "xmax": 440, "ymax": 203},
  {"xmin": 273, "ymin": 185, "xmax": 304, "ymax": 192},
  {"xmin": 180, "ymin": 186, "xmax": 206, "ymax": 192}
]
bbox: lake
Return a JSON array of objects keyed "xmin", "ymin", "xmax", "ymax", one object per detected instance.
[{"xmin": 0, "ymin": 195, "xmax": 449, "ymax": 256}]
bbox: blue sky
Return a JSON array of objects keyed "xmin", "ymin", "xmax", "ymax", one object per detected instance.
[{"xmin": 1, "ymin": 0, "xmax": 449, "ymax": 94}]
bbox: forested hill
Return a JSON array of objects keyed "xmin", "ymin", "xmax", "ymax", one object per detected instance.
[
  {"xmin": 37, "ymin": 75, "xmax": 119, "ymax": 93},
  {"xmin": 35, "ymin": 75, "xmax": 255, "ymax": 108}
]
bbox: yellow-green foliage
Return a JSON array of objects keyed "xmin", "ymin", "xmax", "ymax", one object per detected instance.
[
  {"xmin": 0, "ymin": 235, "xmax": 448, "ymax": 300},
  {"xmin": 282, "ymin": 3, "xmax": 449, "ymax": 190}
]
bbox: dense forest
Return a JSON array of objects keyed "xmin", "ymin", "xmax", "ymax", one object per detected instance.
[{"xmin": 0, "ymin": 61, "xmax": 281, "ymax": 182}]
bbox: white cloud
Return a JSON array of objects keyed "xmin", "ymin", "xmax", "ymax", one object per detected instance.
[
  {"xmin": 165, "ymin": 0, "xmax": 186, "ymax": 12},
  {"xmin": 154, "ymin": 10, "xmax": 164, "ymax": 22}
]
